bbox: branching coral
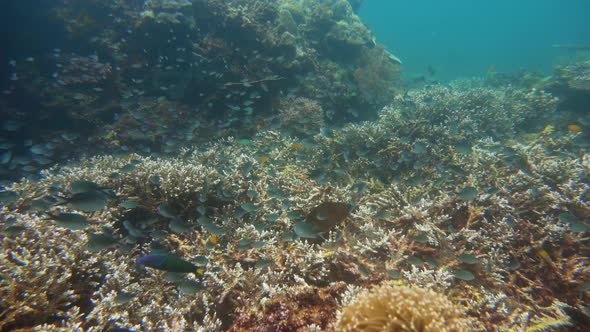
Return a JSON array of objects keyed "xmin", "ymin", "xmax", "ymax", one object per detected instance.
[
  {"xmin": 1, "ymin": 75, "xmax": 588, "ymax": 331},
  {"xmin": 0, "ymin": 212, "xmax": 100, "ymax": 330}
]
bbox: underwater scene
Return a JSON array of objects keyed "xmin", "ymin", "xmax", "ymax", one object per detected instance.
[{"xmin": 0, "ymin": 0, "xmax": 589, "ymax": 331}]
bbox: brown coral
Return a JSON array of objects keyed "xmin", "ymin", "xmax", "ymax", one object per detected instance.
[
  {"xmin": 353, "ymin": 46, "xmax": 401, "ymax": 107},
  {"xmin": 0, "ymin": 212, "xmax": 101, "ymax": 331},
  {"xmin": 229, "ymin": 283, "xmax": 347, "ymax": 332},
  {"xmin": 336, "ymin": 283, "xmax": 472, "ymax": 332}
]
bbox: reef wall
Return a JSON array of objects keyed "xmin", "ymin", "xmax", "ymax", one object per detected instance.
[{"xmin": 0, "ymin": 0, "xmax": 400, "ymax": 178}]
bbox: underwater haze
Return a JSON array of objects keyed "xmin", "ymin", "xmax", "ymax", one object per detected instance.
[
  {"xmin": 0, "ymin": 0, "xmax": 589, "ymax": 331},
  {"xmin": 360, "ymin": 0, "xmax": 590, "ymax": 81}
]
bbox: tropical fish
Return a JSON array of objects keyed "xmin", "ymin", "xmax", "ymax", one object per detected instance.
[
  {"xmin": 293, "ymin": 221, "xmax": 320, "ymax": 239},
  {"xmin": 305, "ymin": 202, "xmax": 350, "ymax": 232},
  {"xmin": 158, "ymin": 203, "xmax": 178, "ymax": 219},
  {"xmin": 453, "ymin": 269, "xmax": 475, "ymax": 281},
  {"xmin": 47, "ymin": 212, "xmax": 89, "ymax": 230},
  {"xmin": 69, "ymin": 181, "xmax": 117, "ymax": 205},
  {"xmin": 70, "ymin": 180, "xmax": 105, "ymax": 194},
  {"xmin": 457, "ymin": 253, "xmax": 479, "ymax": 265},
  {"xmin": 209, "ymin": 234, "xmax": 218, "ymax": 244},
  {"xmin": 197, "ymin": 215, "xmax": 226, "ymax": 235},
  {"xmin": 176, "ymin": 279, "xmax": 202, "ymax": 294},
  {"xmin": 149, "ymin": 175, "xmax": 161, "ymax": 184},
  {"xmin": 3, "ymin": 225, "xmax": 26, "ymax": 235},
  {"xmin": 61, "ymin": 191, "xmax": 109, "ymax": 212},
  {"xmin": 120, "ymin": 200, "xmax": 140, "ymax": 209},
  {"xmin": 86, "ymin": 233, "xmax": 117, "ymax": 252},
  {"xmin": 0, "ymin": 150, "xmax": 12, "ymax": 164},
  {"xmin": 121, "ymin": 163, "xmax": 136, "ymax": 172},
  {"xmin": 457, "ymin": 186, "xmax": 478, "ymax": 201},
  {"xmin": 384, "ymin": 49, "xmax": 402, "ymax": 65},
  {"xmin": 113, "ymin": 292, "xmax": 135, "ymax": 305},
  {"xmin": 568, "ymin": 124, "xmax": 583, "ymax": 133},
  {"xmin": 168, "ymin": 218, "xmax": 192, "ymax": 234},
  {"xmin": 123, "ymin": 220, "xmax": 145, "ymax": 238},
  {"xmin": 238, "ymin": 139, "xmax": 252, "ymax": 146},
  {"xmin": 291, "ymin": 143, "xmax": 302, "ymax": 149},
  {"xmin": 240, "ymin": 202, "xmax": 257, "ymax": 213},
  {"xmin": 137, "ymin": 253, "xmax": 202, "ymax": 274}
]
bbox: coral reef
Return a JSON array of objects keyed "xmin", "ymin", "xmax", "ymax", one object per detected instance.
[
  {"xmin": 0, "ymin": 208, "xmax": 108, "ymax": 330},
  {"xmin": 353, "ymin": 46, "xmax": 401, "ymax": 107},
  {"xmin": 230, "ymin": 283, "xmax": 346, "ymax": 331},
  {"xmin": 1, "ymin": 1, "xmax": 589, "ymax": 330},
  {"xmin": 1, "ymin": 80, "xmax": 588, "ymax": 330},
  {"xmin": 304, "ymin": 84, "xmax": 558, "ymax": 186},
  {"xmin": 0, "ymin": 0, "xmax": 402, "ymax": 182},
  {"xmin": 542, "ymin": 60, "xmax": 590, "ymax": 114},
  {"xmin": 56, "ymin": 54, "xmax": 113, "ymax": 86},
  {"xmin": 552, "ymin": 60, "xmax": 590, "ymax": 92}
]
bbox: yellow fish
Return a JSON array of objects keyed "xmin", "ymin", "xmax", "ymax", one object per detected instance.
[{"xmin": 567, "ymin": 124, "xmax": 582, "ymax": 133}]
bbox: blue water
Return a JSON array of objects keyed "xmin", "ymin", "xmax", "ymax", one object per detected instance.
[{"xmin": 360, "ymin": 0, "xmax": 590, "ymax": 81}]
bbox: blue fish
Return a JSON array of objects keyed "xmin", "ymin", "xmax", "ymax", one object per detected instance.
[{"xmin": 137, "ymin": 253, "xmax": 202, "ymax": 274}]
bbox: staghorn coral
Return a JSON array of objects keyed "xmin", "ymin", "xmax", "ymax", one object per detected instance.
[
  {"xmin": 1, "ymin": 79, "xmax": 588, "ymax": 330},
  {"xmin": 0, "ymin": 211, "xmax": 103, "ymax": 330},
  {"xmin": 303, "ymin": 83, "xmax": 559, "ymax": 188},
  {"xmin": 336, "ymin": 282, "xmax": 473, "ymax": 332},
  {"xmin": 550, "ymin": 60, "xmax": 590, "ymax": 92},
  {"xmin": 386, "ymin": 84, "xmax": 558, "ymax": 138},
  {"xmin": 0, "ymin": 132, "xmax": 352, "ymax": 329},
  {"xmin": 542, "ymin": 59, "xmax": 590, "ymax": 114}
]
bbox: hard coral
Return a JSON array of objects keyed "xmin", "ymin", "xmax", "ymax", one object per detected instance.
[
  {"xmin": 336, "ymin": 282, "xmax": 472, "ymax": 332},
  {"xmin": 0, "ymin": 211, "xmax": 101, "ymax": 331},
  {"xmin": 278, "ymin": 97, "xmax": 325, "ymax": 136},
  {"xmin": 353, "ymin": 46, "xmax": 401, "ymax": 107},
  {"xmin": 229, "ymin": 283, "xmax": 346, "ymax": 332},
  {"xmin": 57, "ymin": 53, "xmax": 113, "ymax": 86}
]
